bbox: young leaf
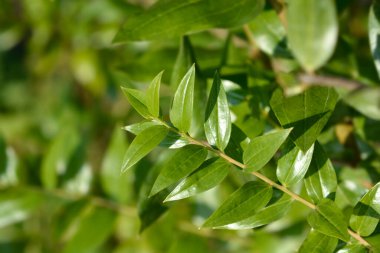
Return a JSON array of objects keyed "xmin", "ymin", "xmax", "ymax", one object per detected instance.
[
  {"xmin": 369, "ymin": 1, "xmax": 380, "ymax": 79},
  {"xmin": 170, "ymin": 65, "xmax": 195, "ymax": 133},
  {"xmin": 121, "ymin": 87, "xmax": 150, "ymax": 118},
  {"xmin": 123, "ymin": 121, "xmax": 160, "ymax": 135},
  {"xmin": 277, "ymin": 143, "xmax": 314, "ymax": 187},
  {"xmin": 304, "ymin": 142, "xmax": 337, "ymax": 204},
  {"xmin": 165, "ymin": 157, "xmax": 230, "ymax": 202},
  {"xmin": 270, "ymin": 87, "xmax": 339, "ymax": 152},
  {"xmin": 307, "ymin": 199, "xmax": 350, "ymax": 242},
  {"xmin": 243, "ymin": 128, "xmax": 292, "ymax": 172},
  {"xmin": 203, "ymin": 181, "xmax": 272, "ymax": 228},
  {"xmin": 150, "ymin": 145, "xmax": 207, "ymax": 196},
  {"xmin": 121, "ymin": 125, "xmax": 168, "ymax": 172},
  {"xmin": 349, "ymin": 182, "xmax": 380, "ymax": 236},
  {"xmin": 114, "ymin": 0, "xmax": 264, "ymax": 42},
  {"xmin": 298, "ymin": 230, "xmax": 338, "ymax": 253},
  {"xmin": 147, "ymin": 71, "xmax": 163, "ymax": 117},
  {"xmin": 204, "ymin": 72, "xmax": 231, "ymax": 151},
  {"xmin": 287, "ymin": 0, "xmax": 338, "ymax": 72}
]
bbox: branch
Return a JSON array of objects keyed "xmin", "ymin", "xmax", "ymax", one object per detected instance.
[{"xmin": 298, "ymin": 73, "xmax": 365, "ymax": 90}]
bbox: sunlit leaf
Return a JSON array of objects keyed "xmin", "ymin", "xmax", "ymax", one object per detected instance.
[
  {"xmin": 147, "ymin": 71, "xmax": 163, "ymax": 117},
  {"xmin": 344, "ymin": 87, "xmax": 380, "ymax": 120},
  {"xmin": 121, "ymin": 87, "xmax": 150, "ymax": 119},
  {"xmin": 336, "ymin": 243, "xmax": 369, "ymax": 253},
  {"xmin": 298, "ymin": 230, "xmax": 338, "ymax": 253},
  {"xmin": 123, "ymin": 121, "xmax": 160, "ymax": 135}
]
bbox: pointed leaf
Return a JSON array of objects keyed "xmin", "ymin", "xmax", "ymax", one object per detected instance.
[
  {"xmin": 277, "ymin": 143, "xmax": 314, "ymax": 187},
  {"xmin": 204, "ymin": 72, "xmax": 231, "ymax": 151},
  {"xmin": 150, "ymin": 145, "xmax": 207, "ymax": 196},
  {"xmin": 147, "ymin": 71, "xmax": 163, "ymax": 117},
  {"xmin": 121, "ymin": 125, "xmax": 168, "ymax": 172},
  {"xmin": 349, "ymin": 182, "xmax": 380, "ymax": 236},
  {"xmin": 270, "ymin": 87, "xmax": 339, "ymax": 152},
  {"xmin": 369, "ymin": 1, "xmax": 380, "ymax": 79},
  {"xmin": 114, "ymin": 0, "xmax": 264, "ymax": 42},
  {"xmin": 170, "ymin": 65, "xmax": 195, "ymax": 133},
  {"xmin": 307, "ymin": 199, "xmax": 350, "ymax": 242},
  {"xmin": 298, "ymin": 230, "xmax": 338, "ymax": 253},
  {"xmin": 121, "ymin": 87, "xmax": 150, "ymax": 118},
  {"xmin": 304, "ymin": 142, "xmax": 337, "ymax": 203},
  {"xmin": 243, "ymin": 128, "xmax": 292, "ymax": 172},
  {"xmin": 287, "ymin": 0, "xmax": 338, "ymax": 72},
  {"xmin": 203, "ymin": 181, "xmax": 272, "ymax": 228},
  {"xmin": 165, "ymin": 158, "xmax": 230, "ymax": 202}
]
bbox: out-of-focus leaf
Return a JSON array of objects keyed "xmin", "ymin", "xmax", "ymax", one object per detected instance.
[
  {"xmin": 203, "ymin": 181, "xmax": 272, "ymax": 228},
  {"xmin": 270, "ymin": 87, "xmax": 339, "ymax": 152},
  {"xmin": 165, "ymin": 157, "xmax": 230, "ymax": 201},
  {"xmin": 147, "ymin": 71, "xmax": 163, "ymax": 117},
  {"xmin": 123, "ymin": 121, "xmax": 160, "ymax": 135},
  {"xmin": 121, "ymin": 125, "xmax": 168, "ymax": 172},
  {"xmin": 287, "ymin": 0, "xmax": 338, "ymax": 72},
  {"xmin": 298, "ymin": 230, "xmax": 338, "ymax": 253},
  {"xmin": 170, "ymin": 65, "xmax": 195, "ymax": 133},
  {"xmin": 243, "ymin": 128, "xmax": 291, "ymax": 172},
  {"xmin": 304, "ymin": 142, "xmax": 337, "ymax": 204},
  {"xmin": 0, "ymin": 137, "xmax": 5, "ymax": 174},
  {"xmin": 369, "ymin": 1, "xmax": 380, "ymax": 79},
  {"xmin": 171, "ymin": 36, "xmax": 196, "ymax": 89},
  {"xmin": 277, "ymin": 143, "xmax": 314, "ymax": 187},
  {"xmin": 204, "ymin": 72, "xmax": 231, "ymax": 151},
  {"xmin": 150, "ymin": 145, "xmax": 207, "ymax": 196},
  {"xmin": 349, "ymin": 183, "xmax": 380, "ymax": 236},
  {"xmin": 344, "ymin": 88, "xmax": 380, "ymax": 120},
  {"xmin": 121, "ymin": 87, "xmax": 150, "ymax": 118},
  {"xmin": 114, "ymin": 0, "xmax": 265, "ymax": 42},
  {"xmin": 336, "ymin": 243, "xmax": 368, "ymax": 253},
  {"xmin": 307, "ymin": 199, "xmax": 350, "ymax": 242}
]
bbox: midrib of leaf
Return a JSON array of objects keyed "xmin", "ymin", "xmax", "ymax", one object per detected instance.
[
  {"xmin": 317, "ymin": 205, "xmax": 347, "ymax": 240},
  {"xmin": 282, "ymin": 149, "xmax": 299, "ymax": 185}
]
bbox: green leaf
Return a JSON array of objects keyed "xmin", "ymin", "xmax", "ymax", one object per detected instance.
[
  {"xmin": 147, "ymin": 71, "xmax": 163, "ymax": 117},
  {"xmin": 243, "ymin": 128, "xmax": 292, "ymax": 172},
  {"xmin": 0, "ymin": 137, "xmax": 6, "ymax": 174},
  {"xmin": 298, "ymin": 230, "xmax": 338, "ymax": 253},
  {"xmin": 123, "ymin": 121, "xmax": 160, "ymax": 135},
  {"xmin": 114, "ymin": 0, "xmax": 265, "ymax": 42},
  {"xmin": 304, "ymin": 142, "xmax": 337, "ymax": 204},
  {"xmin": 203, "ymin": 181, "xmax": 272, "ymax": 228},
  {"xmin": 165, "ymin": 157, "xmax": 230, "ymax": 202},
  {"xmin": 171, "ymin": 37, "xmax": 196, "ymax": 89},
  {"xmin": 150, "ymin": 145, "xmax": 208, "ymax": 196},
  {"xmin": 343, "ymin": 88, "xmax": 380, "ymax": 121},
  {"xmin": 270, "ymin": 87, "xmax": 339, "ymax": 152},
  {"xmin": 121, "ymin": 87, "xmax": 150, "ymax": 118},
  {"xmin": 336, "ymin": 243, "xmax": 368, "ymax": 253},
  {"xmin": 349, "ymin": 182, "xmax": 380, "ymax": 236},
  {"xmin": 369, "ymin": 1, "xmax": 380, "ymax": 79},
  {"xmin": 307, "ymin": 199, "xmax": 350, "ymax": 242},
  {"xmin": 277, "ymin": 143, "xmax": 314, "ymax": 187},
  {"xmin": 121, "ymin": 125, "xmax": 168, "ymax": 172},
  {"xmin": 287, "ymin": 0, "xmax": 338, "ymax": 72},
  {"xmin": 170, "ymin": 65, "xmax": 195, "ymax": 133},
  {"xmin": 204, "ymin": 72, "xmax": 231, "ymax": 151}
]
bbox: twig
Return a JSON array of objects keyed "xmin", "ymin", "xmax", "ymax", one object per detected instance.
[{"xmin": 298, "ymin": 73, "xmax": 365, "ymax": 90}]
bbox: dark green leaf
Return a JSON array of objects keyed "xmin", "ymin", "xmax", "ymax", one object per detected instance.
[
  {"xmin": 270, "ymin": 87, "xmax": 339, "ymax": 152},
  {"xmin": 344, "ymin": 88, "xmax": 380, "ymax": 120},
  {"xmin": 165, "ymin": 157, "xmax": 230, "ymax": 202},
  {"xmin": 121, "ymin": 87, "xmax": 150, "ymax": 118},
  {"xmin": 369, "ymin": 1, "xmax": 380, "ymax": 79},
  {"xmin": 204, "ymin": 72, "xmax": 231, "ymax": 151},
  {"xmin": 349, "ymin": 182, "xmax": 380, "ymax": 236},
  {"xmin": 203, "ymin": 181, "xmax": 272, "ymax": 228},
  {"xmin": 307, "ymin": 199, "xmax": 350, "ymax": 242},
  {"xmin": 121, "ymin": 125, "xmax": 168, "ymax": 172},
  {"xmin": 114, "ymin": 0, "xmax": 265, "ymax": 42},
  {"xmin": 150, "ymin": 145, "xmax": 208, "ymax": 196},
  {"xmin": 147, "ymin": 71, "xmax": 163, "ymax": 117},
  {"xmin": 243, "ymin": 128, "xmax": 292, "ymax": 172},
  {"xmin": 0, "ymin": 137, "xmax": 6, "ymax": 174},
  {"xmin": 277, "ymin": 143, "xmax": 314, "ymax": 187},
  {"xmin": 304, "ymin": 142, "xmax": 337, "ymax": 204},
  {"xmin": 287, "ymin": 0, "xmax": 338, "ymax": 71},
  {"xmin": 298, "ymin": 230, "xmax": 338, "ymax": 253}
]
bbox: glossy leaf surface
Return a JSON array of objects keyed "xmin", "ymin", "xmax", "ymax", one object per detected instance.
[
  {"xmin": 298, "ymin": 230, "xmax": 338, "ymax": 253},
  {"xmin": 121, "ymin": 87, "xmax": 150, "ymax": 118},
  {"xmin": 147, "ymin": 71, "xmax": 163, "ymax": 117},
  {"xmin": 369, "ymin": 1, "xmax": 380, "ymax": 78}
]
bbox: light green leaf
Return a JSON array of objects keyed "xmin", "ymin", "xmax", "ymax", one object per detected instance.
[
  {"xmin": 349, "ymin": 182, "xmax": 380, "ymax": 236},
  {"xmin": 307, "ymin": 199, "xmax": 350, "ymax": 242},
  {"xmin": 121, "ymin": 87, "xmax": 150, "ymax": 118},
  {"xmin": 277, "ymin": 143, "xmax": 314, "ymax": 187},
  {"xmin": 121, "ymin": 125, "xmax": 168, "ymax": 172},
  {"xmin": 203, "ymin": 181, "xmax": 272, "ymax": 228},
  {"xmin": 165, "ymin": 157, "xmax": 230, "ymax": 202},
  {"xmin": 270, "ymin": 87, "xmax": 339, "ymax": 152},
  {"xmin": 298, "ymin": 230, "xmax": 338, "ymax": 253},
  {"xmin": 343, "ymin": 88, "xmax": 380, "ymax": 120},
  {"xmin": 147, "ymin": 71, "xmax": 163, "ymax": 117},
  {"xmin": 287, "ymin": 0, "xmax": 338, "ymax": 72},
  {"xmin": 150, "ymin": 145, "xmax": 207, "ymax": 196},
  {"xmin": 114, "ymin": 0, "xmax": 264, "ymax": 42},
  {"xmin": 204, "ymin": 72, "xmax": 231, "ymax": 151},
  {"xmin": 123, "ymin": 121, "xmax": 160, "ymax": 135},
  {"xmin": 243, "ymin": 128, "xmax": 292, "ymax": 172},
  {"xmin": 369, "ymin": 1, "xmax": 380, "ymax": 79},
  {"xmin": 170, "ymin": 65, "xmax": 195, "ymax": 133},
  {"xmin": 304, "ymin": 142, "xmax": 337, "ymax": 204},
  {"xmin": 336, "ymin": 243, "xmax": 368, "ymax": 253}
]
